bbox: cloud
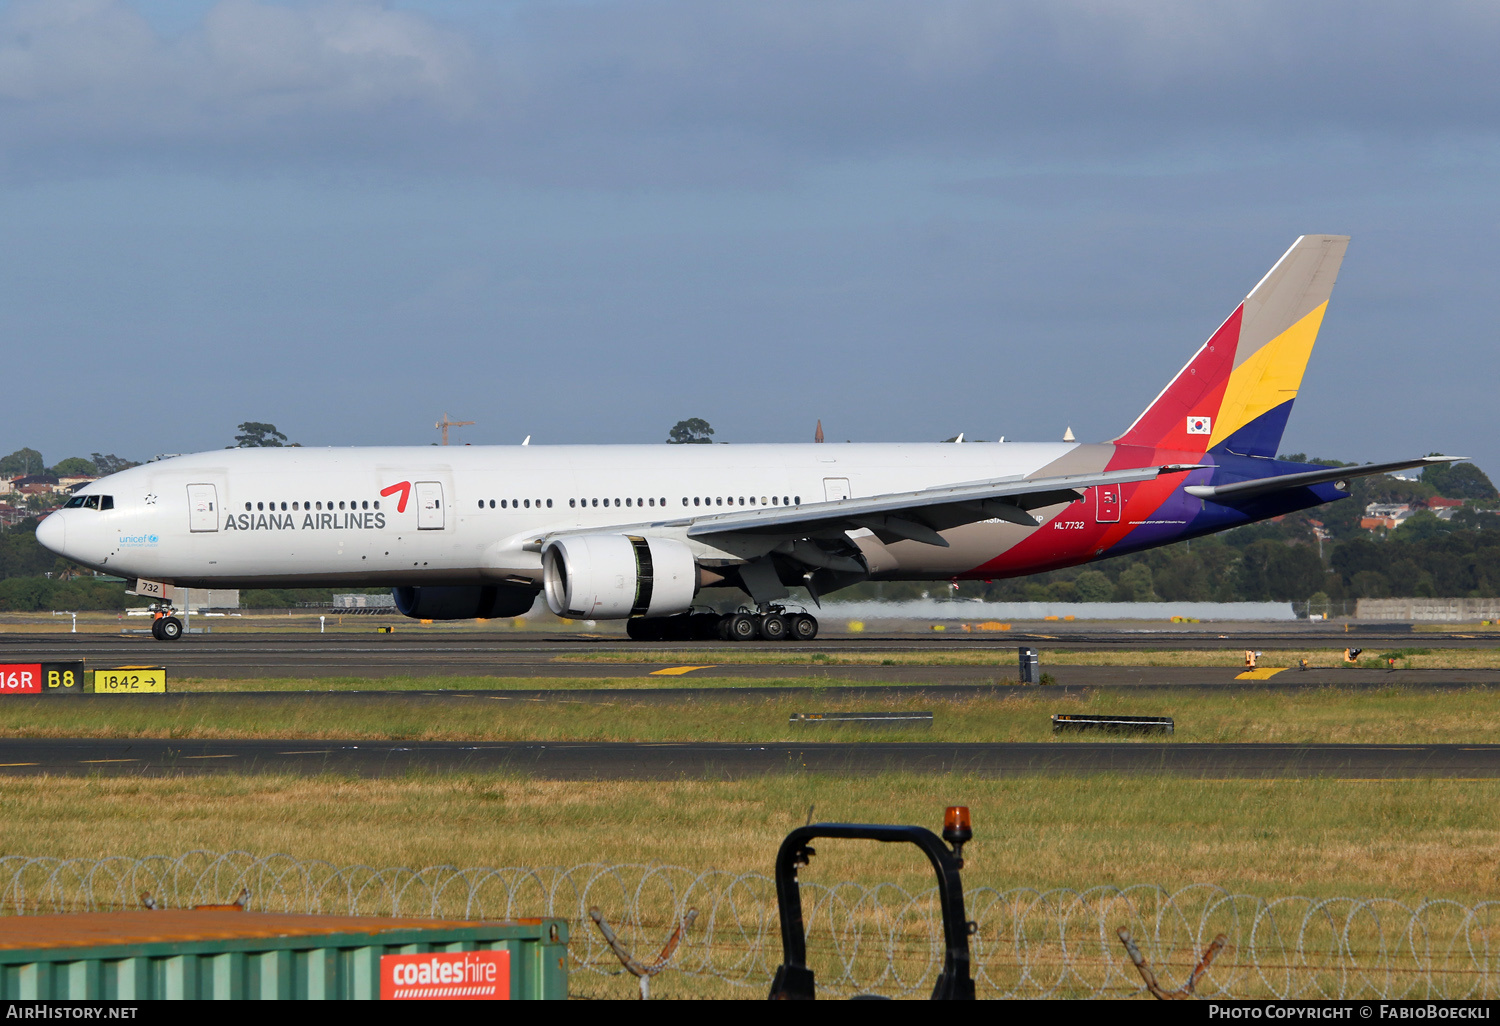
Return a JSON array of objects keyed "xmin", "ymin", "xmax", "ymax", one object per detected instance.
[
  {"xmin": 0, "ymin": 0, "xmax": 478, "ymax": 166},
  {"xmin": 0, "ymin": 0, "xmax": 1496, "ymax": 179}
]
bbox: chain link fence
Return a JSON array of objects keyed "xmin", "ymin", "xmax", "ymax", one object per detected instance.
[{"xmin": 3, "ymin": 851, "xmax": 1498, "ymax": 1000}]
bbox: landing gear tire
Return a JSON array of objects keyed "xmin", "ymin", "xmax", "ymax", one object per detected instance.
[
  {"xmin": 150, "ymin": 618, "xmax": 164, "ymax": 640},
  {"xmin": 727, "ymin": 613, "xmax": 760, "ymax": 642},
  {"xmin": 157, "ymin": 616, "xmax": 183, "ymax": 641},
  {"xmin": 789, "ymin": 613, "xmax": 818, "ymax": 641},
  {"xmin": 759, "ymin": 614, "xmax": 788, "ymax": 641}
]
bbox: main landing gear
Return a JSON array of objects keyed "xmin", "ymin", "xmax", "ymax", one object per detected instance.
[
  {"xmin": 150, "ymin": 607, "xmax": 183, "ymax": 641},
  {"xmin": 625, "ymin": 605, "xmax": 819, "ymax": 642}
]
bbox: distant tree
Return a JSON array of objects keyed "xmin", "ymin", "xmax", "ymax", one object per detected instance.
[
  {"xmin": 0, "ymin": 448, "xmax": 43, "ymax": 478},
  {"xmin": 1073, "ymin": 569, "xmax": 1114, "ymax": 602},
  {"xmin": 1422, "ymin": 459, "xmax": 1498, "ymax": 501},
  {"xmin": 1114, "ymin": 563, "xmax": 1156, "ymax": 601},
  {"xmin": 667, "ymin": 418, "xmax": 714, "ymax": 444},
  {"xmin": 233, "ymin": 422, "xmax": 289, "ymax": 448},
  {"xmin": 90, "ymin": 453, "xmax": 138, "ymax": 475},
  {"xmin": 50, "ymin": 457, "xmax": 99, "ymax": 477}
]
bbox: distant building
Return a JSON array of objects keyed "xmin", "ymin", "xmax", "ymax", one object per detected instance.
[
  {"xmin": 1362, "ymin": 502, "xmax": 1412, "ymax": 531},
  {"xmin": 11, "ymin": 474, "xmax": 60, "ymax": 496}
]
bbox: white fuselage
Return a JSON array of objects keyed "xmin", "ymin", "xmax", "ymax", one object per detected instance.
[{"xmin": 40, "ymin": 442, "xmax": 1085, "ymax": 589}]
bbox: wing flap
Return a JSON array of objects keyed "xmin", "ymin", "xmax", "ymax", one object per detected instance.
[{"xmin": 686, "ymin": 464, "xmax": 1203, "ymax": 544}]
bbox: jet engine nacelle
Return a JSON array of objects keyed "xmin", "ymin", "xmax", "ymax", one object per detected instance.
[
  {"xmin": 392, "ymin": 584, "xmax": 539, "ymax": 621},
  {"xmin": 542, "ymin": 534, "xmax": 697, "ymax": 619}
]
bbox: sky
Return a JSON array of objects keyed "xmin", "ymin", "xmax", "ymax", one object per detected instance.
[{"xmin": 2, "ymin": 0, "xmax": 1497, "ymax": 473}]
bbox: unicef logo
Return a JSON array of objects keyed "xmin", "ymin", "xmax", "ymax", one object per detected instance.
[{"xmin": 118, "ymin": 534, "xmax": 160, "ymax": 547}]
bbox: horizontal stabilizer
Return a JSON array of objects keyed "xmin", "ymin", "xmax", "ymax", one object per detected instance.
[{"xmin": 1184, "ymin": 456, "xmax": 1464, "ymax": 504}]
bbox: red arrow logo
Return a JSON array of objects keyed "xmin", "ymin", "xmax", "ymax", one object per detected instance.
[{"xmin": 380, "ymin": 481, "xmax": 412, "ymax": 513}]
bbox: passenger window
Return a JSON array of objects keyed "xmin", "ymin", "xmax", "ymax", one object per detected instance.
[
  {"xmin": 292, "ymin": 502, "xmax": 299, "ymax": 511},
  {"xmin": 784, "ymin": 496, "xmax": 790, "ymax": 505},
  {"xmin": 100, "ymin": 496, "xmax": 113, "ymax": 510},
  {"xmin": 716, "ymin": 498, "xmax": 723, "ymax": 506},
  {"xmin": 546, "ymin": 499, "xmax": 553, "ymax": 508},
  {"xmin": 592, "ymin": 499, "xmax": 598, "ymax": 507},
  {"xmin": 257, "ymin": 502, "xmax": 264, "ymax": 511},
  {"xmin": 316, "ymin": 502, "xmax": 323, "ymax": 510},
  {"xmin": 693, "ymin": 497, "xmax": 700, "ymax": 506},
  {"xmin": 660, "ymin": 497, "xmax": 666, "ymax": 506},
  {"xmin": 739, "ymin": 497, "xmax": 745, "ymax": 506},
  {"xmin": 570, "ymin": 499, "xmax": 576, "ymax": 508},
  {"xmin": 477, "ymin": 500, "xmax": 484, "ymax": 509},
  {"xmin": 626, "ymin": 498, "xmax": 632, "ymax": 507},
  {"xmin": 373, "ymin": 501, "xmax": 379, "ymax": 510},
  {"xmin": 772, "ymin": 496, "xmax": 778, "ymax": 505},
  {"xmin": 749, "ymin": 496, "xmax": 756, "ymax": 505},
  {"xmin": 245, "ymin": 502, "xmax": 252, "ymax": 512},
  {"xmin": 648, "ymin": 498, "xmax": 655, "ymax": 507},
  {"xmin": 490, "ymin": 500, "xmax": 496, "ymax": 508},
  {"xmin": 615, "ymin": 498, "xmax": 621, "ymax": 507},
  {"xmin": 795, "ymin": 495, "xmax": 801, "ymax": 504},
  {"xmin": 362, "ymin": 501, "xmax": 369, "ymax": 510},
  {"xmin": 281, "ymin": 502, "xmax": 288, "ymax": 511},
  {"xmin": 339, "ymin": 502, "xmax": 346, "ymax": 510}
]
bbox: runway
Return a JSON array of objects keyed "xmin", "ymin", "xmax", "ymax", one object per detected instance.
[
  {"xmin": 1, "ymin": 737, "xmax": 1496, "ymax": 779},
  {"xmin": 1, "ymin": 632, "xmax": 1496, "ymax": 688}
]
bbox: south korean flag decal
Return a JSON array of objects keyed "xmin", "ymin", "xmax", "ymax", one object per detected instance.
[{"xmin": 1186, "ymin": 415, "xmax": 1212, "ymax": 435}]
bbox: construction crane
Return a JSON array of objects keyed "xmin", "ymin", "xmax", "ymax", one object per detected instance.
[{"xmin": 436, "ymin": 413, "xmax": 475, "ymax": 446}]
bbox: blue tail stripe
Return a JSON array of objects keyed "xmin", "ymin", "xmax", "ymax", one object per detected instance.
[{"xmin": 1209, "ymin": 399, "xmax": 1295, "ymax": 459}]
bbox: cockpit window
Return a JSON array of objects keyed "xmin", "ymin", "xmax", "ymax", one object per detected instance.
[
  {"xmin": 84, "ymin": 496, "xmax": 100, "ymax": 510},
  {"xmin": 64, "ymin": 496, "xmax": 86, "ymax": 508},
  {"xmin": 100, "ymin": 496, "xmax": 113, "ymax": 510},
  {"xmin": 64, "ymin": 495, "xmax": 111, "ymax": 510}
]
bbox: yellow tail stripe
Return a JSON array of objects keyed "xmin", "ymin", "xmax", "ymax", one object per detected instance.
[{"xmin": 1207, "ymin": 301, "xmax": 1328, "ymax": 449}]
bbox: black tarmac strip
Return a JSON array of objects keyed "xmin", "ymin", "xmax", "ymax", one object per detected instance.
[
  {"xmin": 1, "ymin": 737, "xmax": 1498, "ymax": 780},
  {"xmin": 1, "ymin": 632, "xmax": 1497, "ymax": 687}
]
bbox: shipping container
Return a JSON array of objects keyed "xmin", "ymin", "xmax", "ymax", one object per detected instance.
[{"xmin": 0, "ymin": 910, "xmax": 568, "ymax": 1000}]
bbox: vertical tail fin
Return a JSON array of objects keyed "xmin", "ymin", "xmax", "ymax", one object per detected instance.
[{"xmin": 1114, "ymin": 235, "xmax": 1349, "ymax": 456}]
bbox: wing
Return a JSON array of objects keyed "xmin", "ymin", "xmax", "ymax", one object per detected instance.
[
  {"xmin": 674, "ymin": 463, "xmax": 1204, "ymax": 548},
  {"xmin": 1184, "ymin": 455, "xmax": 1463, "ymax": 504}
]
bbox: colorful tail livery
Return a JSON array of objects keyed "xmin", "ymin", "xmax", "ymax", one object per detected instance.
[{"xmin": 1116, "ymin": 235, "xmax": 1347, "ymax": 458}]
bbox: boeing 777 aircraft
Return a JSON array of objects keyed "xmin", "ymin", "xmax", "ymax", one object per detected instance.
[{"xmin": 37, "ymin": 235, "xmax": 1457, "ymax": 641}]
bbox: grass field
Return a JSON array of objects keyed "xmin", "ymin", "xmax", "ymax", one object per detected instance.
[
  {"xmin": 5, "ymin": 685, "xmax": 1500, "ymax": 743},
  {"xmin": 2, "ymin": 773, "xmax": 1495, "ymax": 901}
]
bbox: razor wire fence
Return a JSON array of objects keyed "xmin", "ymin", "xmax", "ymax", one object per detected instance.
[{"xmin": 3, "ymin": 851, "xmax": 1500, "ymax": 1000}]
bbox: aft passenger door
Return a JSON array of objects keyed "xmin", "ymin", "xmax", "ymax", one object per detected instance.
[
  {"xmin": 186, "ymin": 484, "xmax": 219, "ymax": 532},
  {"xmin": 1095, "ymin": 485, "xmax": 1120, "ymax": 524},
  {"xmin": 416, "ymin": 481, "xmax": 445, "ymax": 530}
]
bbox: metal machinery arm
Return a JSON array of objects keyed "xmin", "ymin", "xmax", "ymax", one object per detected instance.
[{"xmin": 768, "ymin": 813, "xmax": 975, "ymax": 1000}]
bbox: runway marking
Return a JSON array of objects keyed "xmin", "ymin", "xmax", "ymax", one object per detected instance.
[
  {"xmin": 79, "ymin": 759, "xmax": 136, "ymax": 764},
  {"xmin": 1235, "ymin": 667, "xmax": 1288, "ymax": 680},
  {"xmin": 649, "ymin": 666, "xmax": 714, "ymax": 676},
  {"xmin": 182, "ymin": 754, "xmax": 237, "ymax": 759},
  {"xmin": 0, "ymin": 763, "xmax": 38, "ymax": 767},
  {"xmin": 277, "ymin": 750, "xmax": 335, "ymax": 755}
]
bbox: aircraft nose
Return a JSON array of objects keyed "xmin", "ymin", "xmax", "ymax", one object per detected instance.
[{"xmin": 35, "ymin": 513, "xmax": 66, "ymax": 556}]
